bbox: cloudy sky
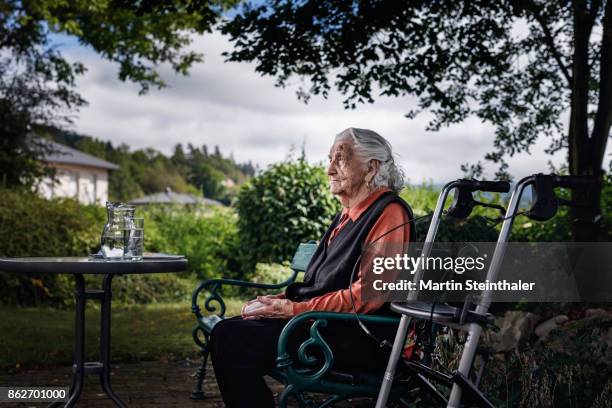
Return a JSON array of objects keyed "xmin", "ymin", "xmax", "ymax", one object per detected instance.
[{"xmin": 56, "ymin": 30, "xmax": 584, "ymax": 184}]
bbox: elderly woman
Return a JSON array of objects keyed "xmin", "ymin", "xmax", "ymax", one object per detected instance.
[{"xmin": 210, "ymin": 128, "xmax": 413, "ymax": 407}]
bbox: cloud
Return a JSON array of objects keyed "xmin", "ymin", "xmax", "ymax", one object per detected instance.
[{"xmin": 60, "ymin": 30, "xmax": 576, "ymax": 183}]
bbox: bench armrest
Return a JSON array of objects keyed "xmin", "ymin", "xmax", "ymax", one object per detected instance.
[
  {"xmin": 191, "ymin": 271, "xmax": 299, "ymax": 319},
  {"xmin": 276, "ymin": 311, "xmax": 400, "ymax": 382}
]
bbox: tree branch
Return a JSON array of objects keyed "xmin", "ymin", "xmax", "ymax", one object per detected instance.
[
  {"xmin": 588, "ymin": 0, "xmax": 602, "ymax": 26},
  {"xmin": 526, "ymin": 1, "xmax": 573, "ymax": 87}
]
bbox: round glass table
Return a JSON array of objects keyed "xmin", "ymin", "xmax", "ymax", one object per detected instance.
[{"xmin": 0, "ymin": 256, "xmax": 188, "ymax": 408}]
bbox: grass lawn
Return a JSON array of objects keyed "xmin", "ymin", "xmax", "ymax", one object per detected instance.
[{"xmin": 0, "ymin": 298, "xmax": 245, "ymax": 369}]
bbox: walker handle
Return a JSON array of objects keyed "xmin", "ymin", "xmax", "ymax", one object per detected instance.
[
  {"xmin": 552, "ymin": 175, "xmax": 598, "ymax": 189},
  {"xmin": 472, "ymin": 180, "xmax": 511, "ymax": 193},
  {"xmin": 447, "ymin": 179, "xmax": 510, "ymax": 218},
  {"xmin": 455, "ymin": 179, "xmax": 511, "ymax": 193}
]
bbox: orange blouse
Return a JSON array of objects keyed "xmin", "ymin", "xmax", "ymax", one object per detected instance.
[{"xmin": 290, "ymin": 187, "xmax": 410, "ymax": 315}]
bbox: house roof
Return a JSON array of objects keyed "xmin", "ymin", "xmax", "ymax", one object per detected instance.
[
  {"xmin": 129, "ymin": 187, "xmax": 224, "ymax": 206},
  {"xmin": 42, "ymin": 140, "xmax": 120, "ymax": 170}
]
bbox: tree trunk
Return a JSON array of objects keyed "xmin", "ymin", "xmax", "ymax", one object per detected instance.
[{"xmin": 568, "ymin": 0, "xmax": 606, "ymax": 242}]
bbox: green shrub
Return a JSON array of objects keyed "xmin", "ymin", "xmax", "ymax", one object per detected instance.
[
  {"xmin": 142, "ymin": 205, "xmax": 241, "ymax": 280},
  {"xmin": 0, "ymin": 188, "xmax": 105, "ymax": 306},
  {"xmin": 247, "ymin": 262, "xmax": 294, "ymax": 285},
  {"xmin": 0, "ymin": 188, "xmax": 105, "ymax": 256},
  {"xmin": 0, "ymin": 190, "xmax": 233, "ymax": 306},
  {"xmin": 236, "ymin": 159, "xmax": 340, "ymax": 272},
  {"xmin": 399, "ymin": 181, "xmax": 441, "ymax": 216},
  {"xmin": 241, "ymin": 262, "xmax": 297, "ymax": 298}
]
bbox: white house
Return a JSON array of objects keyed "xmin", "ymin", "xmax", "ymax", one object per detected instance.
[{"xmin": 37, "ymin": 140, "xmax": 120, "ymax": 205}]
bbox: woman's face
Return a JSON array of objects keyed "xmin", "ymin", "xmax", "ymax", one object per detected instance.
[{"xmin": 327, "ymin": 137, "xmax": 368, "ymax": 198}]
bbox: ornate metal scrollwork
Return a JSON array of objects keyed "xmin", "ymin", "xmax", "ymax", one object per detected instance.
[
  {"xmin": 203, "ymin": 282, "xmax": 226, "ymax": 317},
  {"xmin": 191, "ymin": 325, "xmax": 208, "ymax": 349},
  {"xmin": 296, "ymin": 319, "xmax": 334, "ymax": 381},
  {"xmin": 192, "ymin": 280, "xmax": 228, "ymax": 319}
]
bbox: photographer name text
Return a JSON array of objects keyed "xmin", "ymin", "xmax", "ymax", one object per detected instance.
[{"xmin": 372, "ymin": 279, "xmax": 535, "ymax": 292}]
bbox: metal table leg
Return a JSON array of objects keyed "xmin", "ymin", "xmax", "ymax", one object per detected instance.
[
  {"xmin": 48, "ymin": 273, "xmax": 127, "ymax": 408},
  {"xmin": 99, "ymin": 274, "xmax": 127, "ymax": 407}
]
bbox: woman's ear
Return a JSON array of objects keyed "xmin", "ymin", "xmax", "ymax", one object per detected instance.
[{"xmin": 367, "ymin": 159, "xmax": 380, "ymax": 181}]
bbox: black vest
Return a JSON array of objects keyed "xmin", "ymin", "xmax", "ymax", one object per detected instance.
[{"xmin": 286, "ymin": 191, "xmax": 414, "ymax": 302}]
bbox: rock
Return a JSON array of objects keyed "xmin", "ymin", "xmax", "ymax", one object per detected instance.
[
  {"xmin": 534, "ymin": 315, "xmax": 569, "ymax": 339},
  {"xmin": 585, "ymin": 308, "xmax": 609, "ymax": 320},
  {"xmin": 490, "ymin": 311, "xmax": 540, "ymax": 352}
]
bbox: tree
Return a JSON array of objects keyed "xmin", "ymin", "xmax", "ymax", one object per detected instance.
[
  {"xmin": 0, "ymin": 0, "xmax": 235, "ymax": 188},
  {"xmin": 222, "ymin": 0, "xmax": 611, "ymax": 241},
  {"xmin": 0, "ymin": 14, "xmax": 84, "ymax": 187},
  {"xmin": 193, "ymin": 162, "xmax": 227, "ymax": 199},
  {"xmin": 186, "ymin": 144, "xmax": 228, "ymax": 200},
  {"xmin": 171, "ymin": 143, "xmax": 189, "ymax": 178}
]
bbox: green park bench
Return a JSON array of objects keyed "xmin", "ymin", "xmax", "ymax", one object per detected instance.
[{"xmin": 191, "ymin": 242, "xmax": 408, "ymax": 407}]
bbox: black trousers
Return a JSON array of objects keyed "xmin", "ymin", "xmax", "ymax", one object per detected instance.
[{"xmin": 210, "ymin": 316, "xmax": 396, "ymax": 408}]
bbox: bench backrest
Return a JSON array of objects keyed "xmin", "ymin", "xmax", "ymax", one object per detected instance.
[{"xmin": 290, "ymin": 242, "xmax": 317, "ymax": 272}]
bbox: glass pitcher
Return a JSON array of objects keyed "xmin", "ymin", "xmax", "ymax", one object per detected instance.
[{"xmin": 100, "ymin": 202, "xmax": 138, "ymax": 260}]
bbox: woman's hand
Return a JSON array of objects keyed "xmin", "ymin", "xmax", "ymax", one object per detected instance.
[
  {"xmin": 241, "ymin": 293, "xmax": 285, "ymax": 316},
  {"xmin": 241, "ymin": 296, "xmax": 294, "ymax": 320}
]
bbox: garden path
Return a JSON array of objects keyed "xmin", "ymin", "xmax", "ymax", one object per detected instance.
[{"xmin": 0, "ymin": 360, "xmax": 374, "ymax": 407}]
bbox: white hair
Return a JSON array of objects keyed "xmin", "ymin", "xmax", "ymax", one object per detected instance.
[{"xmin": 335, "ymin": 127, "xmax": 405, "ymax": 192}]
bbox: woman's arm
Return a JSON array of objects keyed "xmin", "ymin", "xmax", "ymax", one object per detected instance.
[{"xmin": 242, "ymin": 202, "xmax": 410, "ymax": 319}]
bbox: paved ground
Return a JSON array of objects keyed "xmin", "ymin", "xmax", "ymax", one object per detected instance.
[
  {"xmin": 0, "ymin": 360, "xmax": 376, "ymax": 407},
  {"xmin": 0, "ymin": 359, "xmax": 280, "ymax": 407}
]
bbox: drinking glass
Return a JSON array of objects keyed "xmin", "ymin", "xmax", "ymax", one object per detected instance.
[{"xmin": 127, "ymin": 218, "xmax": 144, "ymax": 261}]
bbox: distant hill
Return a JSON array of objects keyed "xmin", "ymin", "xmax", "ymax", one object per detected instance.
[{"xmin": 36, "ymin": 125, "xmax": 255, "ymax": 204}]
